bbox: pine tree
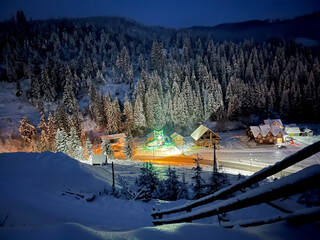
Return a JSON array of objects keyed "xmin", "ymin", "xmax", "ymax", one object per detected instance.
[
  {"xmin": 123, "ymin": 95, "xmax": 134, "ymax": 131},
  {"xmin": 207, "ymin": 171, "xmax": 229, "ymax": 194},
  {"xmin": 151, "ymin": 40, "xmax": 165, "ymax": 74},
  {"xmin": 227, "ymin": 95, "xmax": 241, "ymax": 120},
  {"xmin": 47, "ymin": 112, "xmax": 57, "ymax": 151},
  {"xmin": 163, "ymin": 167, "xmax": 180, "ymax": 200},
  {"xmin": 123, "ymin": 130, "xmax": 134, "ymax": 160},
  {"xmin": 280, "ymin": 90, "xmax": 290, "ymax": 119},
  {"xmin": 71, "ymin": 103, "xmax": 84, "ymax": 139},
  {"xmin": 102, "ymin": 137, "xmax": 114, "ymax": 159},
  {"xmin": 19, "ymin": 117, "xmax": 36, "ymax": 148},
  {"xmin": 106, "ymin": 98, "xmax": 122, "ymax": 133},
  {"xmin": 116, "ymin": 46, "xmax": 133, "ymax": 87},
  {"xmin": 85, "ymin": 138, "xmax": 93, "ymax": 159},
  {"xmin": 54, "ymin": 102, "xmax": 69, "ymax": 134},
  {"xmin": 55, "ymin": 128, "xmax": 69, "ymax": 155},
  {"xmin": 73, "ymin": 145, "xmax": 85, "ymax": 161},
  {"xmin": 62, "ymin": 69, "xmax": 78, "ymax": 114},
  {"xmin": 177, "ymin": 173, "xmax": 189, "ymax": 200},
  {"xmin": 137, "ymin": 162, "xmax": 159, "ymax": 199},
  {"xmin": 38, "ymin": 114, "xmax": 49, "ymax": 151},
  {"xmin": 192, "ymin": 155, "xmax": 206, "ymax": 199},
  {"xmin": 69, "ymin": 127, "xmax": 81, "ymax": 157},
  {"xmin": 153, "ymin": 90, "xmax": 165, "ymax": 130},
  {"xmin": 133, "ymin": 95, "xmax": 146, "ymax": 130}
]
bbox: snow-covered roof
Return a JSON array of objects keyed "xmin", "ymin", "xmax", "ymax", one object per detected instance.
[
  {"xmin": 249, "ymin": 126, "xmax": 261, "ymax": 138},
  {"xmin": 259, "ymin": 124, "xmax": 272, "ymax": 137},
  {"xmin": 103, "ymin": 133, "xmax": 126, "ymax": 140},
  {"xmin": 191, "ymin": 125, "xmax": 209, "ymax": 141},
  {"xmin": 191, "ymin": 125, "xmax": 221, "ymax": 141},
  {"xmin": 303, "ymin": 128, "xmax": 313, "ymax": 133},
  {"xmin": 285, "ymin": 127, "xmax": 301, "ymax": 134},
  {"xmin": 92, "ymin": 155, "xmax": 106, "ymax": 164},
  {"xmin": 271, "ymin": 125, "xmax": 282, "ymax": 136},
  {"xmin": 170, "ymin": 132, "xmax": 183, "ymax": 139},
  {"xmin": 263, "ymin": 119, "xmax": 283, "ymax": 127}
]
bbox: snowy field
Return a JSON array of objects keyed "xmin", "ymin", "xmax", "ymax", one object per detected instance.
[{"xmin": 1, "ymin": 152, "xmax": 319, "ymax": 239}]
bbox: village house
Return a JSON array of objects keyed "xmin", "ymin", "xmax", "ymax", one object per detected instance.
[
  {"xmin": 191, "ymin": 124, "xmax": 221, "ymax": 147},
  {"xmin": 263, "ymin": 119, "xmax": 284, "ymax": 129},
  {"xmin": 285, "ymin": 126, "xmax": 301, "ymax": 136},
  {"xmin": 100, "ymin": 133, "xmax": 126, "ymax": 152},
  {"xmin": 170, "ymin": 132, "xmax": 184, "ymax": 146},
  {"xmin": 248, "ymin": 124, "xmax": 283, "ymax": 144}
]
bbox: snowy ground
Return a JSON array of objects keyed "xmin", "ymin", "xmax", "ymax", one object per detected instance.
[
  {"xmin": 183, "ymin": 130, "xmax": 320, "ymax": 174},
  {"xmin": 0, "ymin": 80, "xmax": 40, "ymax": 138},
  {"xmin": 1, "ymin": 152, "xmax": 319, "ymax": 239}
]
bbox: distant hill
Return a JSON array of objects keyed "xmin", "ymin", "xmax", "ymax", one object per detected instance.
[
  {"xmin": 185, "ymin": 12, "xmax": 320, "ymax": 43},
  {"xmin": 23, "ymin": 12, "xmax": 320, "ymax": 44}
]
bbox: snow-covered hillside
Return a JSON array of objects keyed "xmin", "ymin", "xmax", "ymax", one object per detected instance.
[{"xmin": 0, "ymin": 152, "xmax": 319, "ymax": 239}]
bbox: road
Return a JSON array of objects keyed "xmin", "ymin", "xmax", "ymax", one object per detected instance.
[{"xmin": 132, "ymin": 131, "xmax": 320, "ymax": 175}]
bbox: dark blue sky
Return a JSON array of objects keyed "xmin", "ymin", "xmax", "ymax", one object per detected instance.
[{"xmin": 1, "ymin": 0, "xmax": 320, "ymax": 28}]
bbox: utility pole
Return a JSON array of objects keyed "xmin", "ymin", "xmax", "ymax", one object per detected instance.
[
  {"xmin": 213, "ymin": 142, "xmax": 217, "ymax": 173},
  {"xmin": 112, "ymin": 162, "xmax": 115, "ymax": 189}
]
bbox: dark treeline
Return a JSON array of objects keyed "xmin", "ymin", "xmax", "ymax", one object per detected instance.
[{"xmin": 2, "ymin": 12, "xmax": 320, "ymax": 139}]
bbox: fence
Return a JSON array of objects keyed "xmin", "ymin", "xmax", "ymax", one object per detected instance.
[{"xmin": 152, "ymin": 141, "xmax": 320, "ymax": 226}]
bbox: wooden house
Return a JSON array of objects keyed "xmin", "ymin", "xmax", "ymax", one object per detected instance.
[
  {"xmin": 263, "ymin": 119, "xmax": 284, "ymax": 129},
  {"xmin": 271, "ymin": 125, "xmax": 284, "ymax": 143},
  {"xmin": 147, "ymin": 132, "xmax": 155, "ymax": 142},
  {"xmin": 191, "ymin": 125, "xmax": 221, "ymax": 147},
  {"xmin": 248, "ymin": 125, "xmax": 283, "ymax": 144},
  {"xmin": 101, "ymin": 133, "xmax": 126, "ymax": 143},
  {"xmin": 170, "ymin": 132, "xmax": 184, "ymax": 146},
  {"xmin": 248, "ymin": 126, "xmax": 263, "ymax": 143}
]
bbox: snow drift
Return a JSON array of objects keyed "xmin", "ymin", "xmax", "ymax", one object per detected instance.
[{"xmin": 0, "ymin": 152, "xmax": 110, "ymax": 227}]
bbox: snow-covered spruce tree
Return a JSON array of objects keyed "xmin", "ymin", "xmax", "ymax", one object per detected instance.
[
  {"xmin": 71, "ymin": 104, "xmax": 84, "ymax": 140},
  {"xmin": 69, "ymin": 127, "xmax": 81, "ymax": 157},
  {"xmin": 137, "ymin": 162, "xmax": 160, "ymax": 199},
  {"xmin": 54, "ymin": 102, "xmax": 70, "ymax": 134},
  {"xmin": 101, "ymin": 137, "xmax": 114, "ymax": 160},
  {"xmin": 153, "ymin": 89, "xmax": 165, "ymax": 130},
  {"xmin": 163, "ymin": 167, "xmax": 180, "ymax": 201},
  {"xmin": 116, "ymin": 46, "xmax": 133, "ymax": 88},
  {"xmin": 117, "ymin": 175, "xmax": 135, "ymax": 200},
  {"xmin": 192, "ymin": 155, "xmax": 206, "ymax": 200},
  {"xmin": 62, "ymin": 69, "xmax": 78, "ymax": 115},
  {"xmin": 177, "ymin": 173, "xmax": 189, "ymax": 200},
  {"xmin": 207, "ymin": 171, "xmax": 229, "ymax": 195},
  {"xmin": 106, "ymin": 97, "xmax": 122, "ymax": 133},
  {"xmin": 38, "ymin": 114, "xmax": 49, "ymax": 151},
  {"xmin": 133, "ymin": 95, "xmax": 146, "ymax": 131},
  {"xmin": 123, "ymin": 130, "xmax": 134, "ymax": 160},
  {"xmin": 85, "ymin": 138, "xmax": 93, "ymax": 160},
  {"xmin": 47, "ymin": 112, "xmax": 57, "ymax": 151},
  {"xmin": 19, "ymin": 117, "xmax": 36, "ymax": 148},
  {"xmin": 41, "ymin": 63, "xmax": 57, "ymax": 102},
  {"xmin": 55, "ymin": 128, "xmax": 69, "ymax": 155},
  {"xmin": 123, "ymin": 94, "xmax": 134, "ymax": 131}
]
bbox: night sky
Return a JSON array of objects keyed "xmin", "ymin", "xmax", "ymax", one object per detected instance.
[{"xmin": 1, "ymin": 0, "xmax": 320, "ymax": 28}]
